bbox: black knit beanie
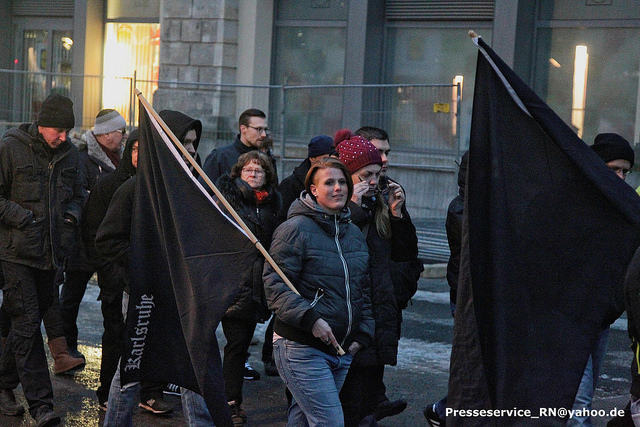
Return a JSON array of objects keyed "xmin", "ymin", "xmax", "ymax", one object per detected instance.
[
  {"xmin": 591, "ymin": 133, "xmax": 635, "ymax": 167},
  {"xmin": 38, "ymin": 93, "xmax": 75, "ymax": 129}
]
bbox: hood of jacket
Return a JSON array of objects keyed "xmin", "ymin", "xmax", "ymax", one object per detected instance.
[
  {"xmin": 287, "ymin": 192, "xmax": 352, "ymax": 236},
  {"xmin": 75, "ymin": 130, "xmax": 122, "ymax": 170},
  {"xmin": 114, "ymin": 128, "xmax": 138, "ymax": 179},
  {"xmin": 158, "ymin": 110, "xmax": 202, "ymax": 152}
]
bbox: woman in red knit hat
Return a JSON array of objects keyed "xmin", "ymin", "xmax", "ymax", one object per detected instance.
[{"xmin": 334, "ymin": 129, "xmax": 416, "ymax": 426}]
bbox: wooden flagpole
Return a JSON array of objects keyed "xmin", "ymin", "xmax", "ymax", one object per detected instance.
[{"xmin": 135, "ymin": 90, "xmax": 346, "ymax": 355}]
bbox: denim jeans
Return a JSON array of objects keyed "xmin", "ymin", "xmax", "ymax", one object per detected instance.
[
  {"xmin": 274, "ymin": 338, "xmax": 353, "ymax": 427},
  {"xmin": 103, "ymin": 359, "xmax": 140, "ymax": 427},
  {"xmin": 568, "ymin": 327, "xmax": 610, "ymax": 427},
  {"xmin": 182, "ymin": 387, "xmax": 215, "ymax": 426}
]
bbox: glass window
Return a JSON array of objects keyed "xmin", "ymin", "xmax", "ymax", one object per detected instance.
[
  {"xmin": 384, "ymin": 26, "xmax": 492, "ymax": 152},
  {"xmin": 276, "ymin": 0, "xmax": 348, "ymax": 21},
  {"xmin": 533, "ymin": 27, "xmax": 640, "ymax": 144},
  {"xmin": 273, "ymin": 26, "xmax": 346, "ymax": 86},
  {"xmin": 20, "ymin": 29, "xmax": 73, "ymax": 121},
  {"xmin": 101, "ymin": 22, "xmax": 160, "ymax": 123},
  {"xmin": 272, "ymin": 25, "xmax": 346, "ymax": 138}
]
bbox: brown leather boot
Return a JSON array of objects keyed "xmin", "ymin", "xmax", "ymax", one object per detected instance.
[{"xmin": 47, "ymin": 337, "xmax": 85, "ymax": 375}]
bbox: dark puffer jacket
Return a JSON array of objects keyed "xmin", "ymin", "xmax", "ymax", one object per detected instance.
[
  {"xmin": 263, "ymin": 194, "xmax": 374, "ymax": 355},
  {"xmin": 276, "ymin": 158, "xmax": 310, "ymax": 223},
  {"xmin": 216, "ymin": 174, "xmax": 281, "ymax": 322},
  {"xmin": 0, "ymin": 122, "xmax": 85, "ymax": 270}
]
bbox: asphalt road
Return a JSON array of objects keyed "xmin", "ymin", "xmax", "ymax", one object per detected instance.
[{"xmin": 0, "ymin": 275, "xmax": 632, "ymax": 426}]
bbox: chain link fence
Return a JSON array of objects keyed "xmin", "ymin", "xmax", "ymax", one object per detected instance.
[{"xmin": 0, "ymin": 70, "xmax": 464, "ymax": 262}]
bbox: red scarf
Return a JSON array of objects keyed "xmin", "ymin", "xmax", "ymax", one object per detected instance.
[{"xmin": 254, "ymin": 189, "xmax": 269, "ymax": 203}]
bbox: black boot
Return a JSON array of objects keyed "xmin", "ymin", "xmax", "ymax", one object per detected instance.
[
  {"xmin": 33, "ymin": 405, "xmax": 60, "ymax": 427},
  {"xmin": 374, "ymin": 398, "xmax": 407, "ymax": 421}
]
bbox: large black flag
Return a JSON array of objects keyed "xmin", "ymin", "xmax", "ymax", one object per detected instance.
[
  {"xmin": 121, "ymin": 99, "xmax": 254, "ymax": 427},
  {"xmin": 448, "ymin": 36, "xmax": 640, "ymax": 425}
]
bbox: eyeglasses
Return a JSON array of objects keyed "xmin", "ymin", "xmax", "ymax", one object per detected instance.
[
  {"xmin": 247, "ymin": 125, "xmax": 270, "ymax": 135},
  {"xmin": 242, "ymin": 168, "xmax": 265, "ymax": 176}
]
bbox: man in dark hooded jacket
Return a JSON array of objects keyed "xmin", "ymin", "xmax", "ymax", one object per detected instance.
[
  {"xmin": 424, "ymin": 150, "xmax": 468, "ymax": 427},
  {"xmin": 98, "ymin": 111, "xmax": 207, "ymax": 423}
]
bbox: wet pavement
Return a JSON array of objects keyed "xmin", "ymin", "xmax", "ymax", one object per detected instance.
[{"xmin": 0, "ymin": 275, "xmax": 632, "ymax": 426}]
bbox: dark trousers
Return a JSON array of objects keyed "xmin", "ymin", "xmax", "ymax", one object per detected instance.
[
  {"xmin": 60, "ymin": 270, "xmax": 94, "ymax": 350},
  {"xmin": 340, "ymin": 364, "xmax": 385, "ymax": 427},
  {"xmin": 221, "ymin": 316, "xmax": 257, "ymax": 404},
  {"xmin": 140, "ymin": 381, "xmax": 166, "ymax": 402},
  {"xmin": 96, "ymin": 293, "xmax": 124, "ymax": 404},
  {"xmin": 42, "ymin": 282, "xmax": 66, "ymax": 340},
  {"xmin": 0, "ymin": 260, "xmax": 55, "ymax": 416}
]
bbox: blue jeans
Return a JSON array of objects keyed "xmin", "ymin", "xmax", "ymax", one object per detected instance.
[
  {"xmin": 181, "ymin": 387, "xmax": 215, "ymax": 426},
  {"xmin": 103, "ymin": 359, "xmax": 140, "ymax": 427},
  {"xmin": 273, "ymin": 338, "xmax": 353, "ymax": 427},
  {"xmin": 568, "ymin": 327, "xmax": 610, "ymax": 427}
]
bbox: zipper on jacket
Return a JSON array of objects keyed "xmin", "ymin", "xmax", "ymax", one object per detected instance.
[
  {"xmin": 48, "ymin": 161, "xmax": 57, "ymax": 267},
  {"xmin": 309, "ymin": 288, "xmax": 325, "ymax": 307},
  {"xmin": 334, "ymin": 215, "xmax": 352, "ymax": 348}
]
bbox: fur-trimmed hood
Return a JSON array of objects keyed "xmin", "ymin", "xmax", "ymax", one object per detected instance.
[{"xmin": 73, "ymin": 129, "xmax": 124, "ymax": 170}]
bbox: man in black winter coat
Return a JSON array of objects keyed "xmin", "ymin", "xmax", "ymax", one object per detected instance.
[
  {"xmin": 0, "ymin": 93, "xmax": 84, "ymax": 426},
  {"xmin": 199, "ymin": 108, "xmax": 277, "ymax": 184},
  {"xmin": 82, "ymin": 130, "xmax": 139, "ymax": 411},
  {"xmin": 277, "ymin": 134, "xmax": 336, "ymax": 223},
  {"xmin": 60, "ymin": 108, "xmax": 127, "ymax": 359}
]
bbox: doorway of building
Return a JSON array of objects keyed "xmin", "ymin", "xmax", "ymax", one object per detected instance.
[{"xmin": 12, "ymin": 19, "xmax": 73, "ymax": 123}]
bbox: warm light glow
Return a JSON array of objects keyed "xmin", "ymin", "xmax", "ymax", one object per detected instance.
[
  {"xmin": 452, "ymin": 75, "xmax": 463, "ymax": 136},
  {"xmin": 549, "ymin": 58, "xmax": 561, "ymax": 68},
  {"xmin": 61, "ymin": 37, "xmax": 73, "ymax": 50},
  {"xmin": 101, "ymin": 23, "xmax": 160, "ymax": 124},
  {"xmin": 572, "ymin": 45, "xmax": 589, "ymax": 138}
]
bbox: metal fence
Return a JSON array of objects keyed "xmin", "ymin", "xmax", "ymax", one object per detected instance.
[{"xmin": 0, "ymin": 69, "xmax": 463, "ymax": 227}]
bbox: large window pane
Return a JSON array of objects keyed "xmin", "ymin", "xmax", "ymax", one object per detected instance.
[
  {"xmin": 23, "ymin": 30, "xmax": 48, "ymax": 119},
  {"xmin": 534, "ymin": 27, "xmax": 640, "ymax": 144},
  {"xmin": 384, "ymin": 26, "xmax": 492, "ymax": 152},
  {"xmin": 51, "ymin": 30, "xmax": 73, "ymax": 98},
  {"xmin": 102, "ymin": 22, "xmax": 159, "ymax": 123},
  {"xmin": 272, "ymin": 26, "xmax": 346, "ymax": 138}
]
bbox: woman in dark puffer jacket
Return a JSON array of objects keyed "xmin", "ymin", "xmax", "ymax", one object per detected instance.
[
  {"xmin": 264, "ymin": 157, "xmax": 374, "ymax": 427},
  {"xmin": 333, "ymin": 129, "xmax": 420, "ymax": 426},
  {"xmin": 215, "ymin": 150, "xmax": 280, "ymax": 424}
]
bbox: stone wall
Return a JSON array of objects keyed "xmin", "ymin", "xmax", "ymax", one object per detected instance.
[{"xmin": 152, "ymin": 0, "xmax": 239, "ymax": 135}]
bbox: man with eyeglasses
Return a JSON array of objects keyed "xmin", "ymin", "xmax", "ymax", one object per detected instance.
[
  {"xmin": 0, "ymin": 93, "xmax": 85, "ymax": 426},
  {"xmin": 200, "ymin": 108, "xmax": 277, "ymax": 185},
  {"xmin": 568, "ymin": 132, "xmax": 635, "ymax": 427}
]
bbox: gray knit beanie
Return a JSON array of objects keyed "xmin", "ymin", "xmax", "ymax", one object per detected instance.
[{"xmin": 94, "ymin": 109, "xmax": 126, "ymax": 135}]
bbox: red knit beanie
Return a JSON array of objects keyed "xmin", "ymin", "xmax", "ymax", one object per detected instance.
[{"xmin": 334, "ymin": 129, "xmax": 383, "ymax": 174}]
